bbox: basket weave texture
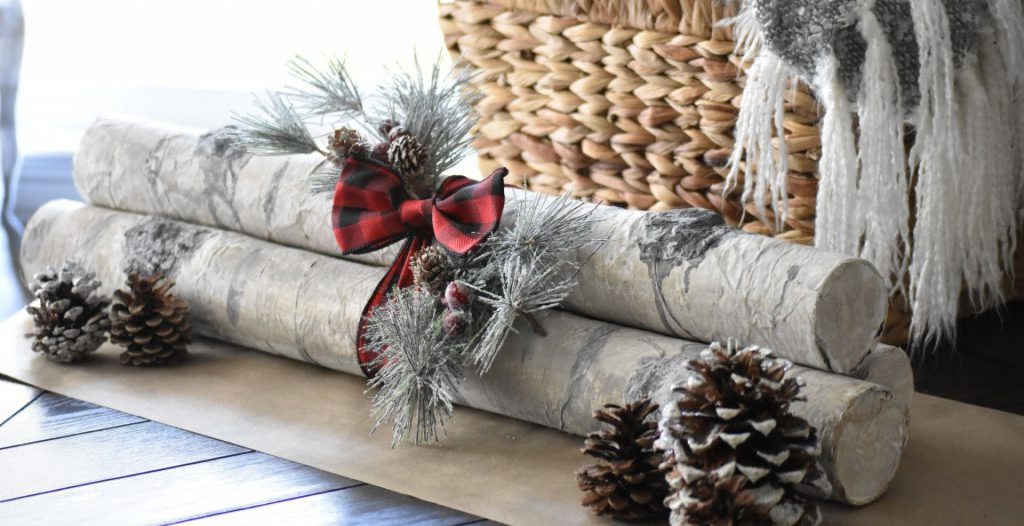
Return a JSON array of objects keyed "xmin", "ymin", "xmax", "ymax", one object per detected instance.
[{"xmin": 439, "ymin": 0, "xmax": 821, "ymax": 245}]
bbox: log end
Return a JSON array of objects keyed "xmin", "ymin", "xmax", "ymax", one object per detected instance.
[
  {"xmin": 815, "ymin": 259, "xmax": 889, "ymax": 373},
  {"xmin": 854, "ymin": 344, "xmax": 914, "ymax": 409},
  {"xmin": 830, "ymin": 386, "xmax": 910, "ymax": 506}
]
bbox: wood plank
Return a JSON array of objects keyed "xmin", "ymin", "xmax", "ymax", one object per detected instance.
[
  {"xmin": 183, "ymin": 483, "xmax": 480, "ymax": 526},
  {"xmin": 0, "ymin": 421, "xmax": 247, "ymax": 501},
  {"xmin": 0, "ymin": 452, "xmax": 360, "ymax": 525},
  {"xmin": 0, "ymin": 392, "xmax": 145, "ymax": 448},
  {"xmin": 0, "ymin": 376, "xmax": 41, "ymax": 426}
]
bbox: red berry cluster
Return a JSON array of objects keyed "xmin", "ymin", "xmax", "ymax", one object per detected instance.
[{"xmin": 441, "ymin": 281, "xmax": 472, "ymax": 336}]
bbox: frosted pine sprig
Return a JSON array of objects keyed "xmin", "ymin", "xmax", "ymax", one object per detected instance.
[
  {"xmin": 364, "ymin": 287, "xmax": 467, "ymax": 447},
  {"xmin": 486, "ymin": 192, "xmax": 601, "ymax": 267},
  {"xmin": 377, "ymin": 57, "xmax": 480, "ymax": 180},
  {"xmin": 285, "ymin": 56, "xmax": 367, "ymax": 125},
  {"xmin": 469, "ymin": 257, "xmax": 574, "ymax": 372},
  {"xmin": 230, "ymin": 90, "xmax": 323, "ymax": 156},
  {"xmin": 233, "ymin": 54, "xmax": 479, "ymax": 196},
  {"xmin": 465, "ymin": 193, "xmax": 604, "ymax": 372}
]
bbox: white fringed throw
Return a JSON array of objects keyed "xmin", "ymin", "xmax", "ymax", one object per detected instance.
[{"xmin": 726, "ymin": 0, "xmax": 1024, "ymax": 345}]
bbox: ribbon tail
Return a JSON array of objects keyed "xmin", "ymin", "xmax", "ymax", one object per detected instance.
[{"xmin": 356, "ymin": 236, "xmax": 429, "ymax": 378}]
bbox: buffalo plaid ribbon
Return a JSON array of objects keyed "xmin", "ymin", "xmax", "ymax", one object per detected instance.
[{"xmin": 332, "ymin": 155, "xmax": 508, "ymax": 377}]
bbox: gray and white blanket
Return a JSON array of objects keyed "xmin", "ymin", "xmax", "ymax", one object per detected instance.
[{"xmin": 727, "ymin": 0, "xmax": 1024, "ymax": 345}]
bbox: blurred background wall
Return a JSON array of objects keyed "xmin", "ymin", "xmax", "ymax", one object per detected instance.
[
  {"xmin": 18, "ymin": 0, "xmax": 450, "ymax": 153},
  {"xmin": 2, "ymin": 0, "xmax": 453, "ymax": 314}
]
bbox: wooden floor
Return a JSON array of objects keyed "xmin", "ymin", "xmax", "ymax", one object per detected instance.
[{"xmin": 0, "ymin": 376, "xmax": 490, "ymax": 526}]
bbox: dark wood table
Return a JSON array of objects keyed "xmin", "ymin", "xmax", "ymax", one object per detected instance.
[{"xmin": 0, "ymin": 375, "xmax": 495, "ymax": 525}]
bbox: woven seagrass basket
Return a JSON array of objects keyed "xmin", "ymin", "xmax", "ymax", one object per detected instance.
[
  {"xmin": 437, "ymin": 0, "xmax": 1022, "ymax": 345},
  {"xmin": 438, "ymin": 0, "xmax": 819, "ymax": 242}
]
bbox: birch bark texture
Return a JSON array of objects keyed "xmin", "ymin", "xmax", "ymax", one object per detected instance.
[
  {"xmin": 21, "ymin": 200, "xmax": 907, "ymax": 505},
  {"xmin": 73, "ymin": 117, "xmax": 394, "ymax": 267},
  {"xmin": 73, "ymin": 117, "xmax": 889, "ymax": 373}
]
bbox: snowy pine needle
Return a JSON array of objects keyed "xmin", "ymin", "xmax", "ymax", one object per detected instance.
[
  {"xmin": 488, "ymin": 192, "xmax": 601, "ymax": 268},
  {"xmin": 235, "ymin": 54, "xmax": 479, "ymax": 192},
  {"xmin": 231, "ymin": 91, "xmax": 322, "ymax": 155},
  {"xmin": 365, "ymin": 287, "xmax": 466, "ymax": 446},
  {"xmin": 470, "ymin": 257, "xmax": 576, "ymax": 372},
  {"xmin": 285, "ymin": 56, "xmax": 366, "ymax": 124},
  {"xmin": 466, "ymin": 193, "xmax": 603, "ymax": 372},
  {"xmin": 309, "ymin": 163, "xmax": 343, "ymax": 195},
  {"xmin": 378, "ymin": 57, "xmax": 480, "ymax": 179}
]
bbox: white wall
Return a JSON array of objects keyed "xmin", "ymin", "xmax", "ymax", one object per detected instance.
[{"xmin": 17, "ymin": 0, "xmax": 451, "ymax": 153}]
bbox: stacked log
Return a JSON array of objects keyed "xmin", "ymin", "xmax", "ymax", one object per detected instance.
[
  {"xmin": 73, "ymin": 117, "xmax": 889, "ymax": 373},
  {"xmin": 21, "ymin": 200, "xmax": 908, "ymax": 505}
]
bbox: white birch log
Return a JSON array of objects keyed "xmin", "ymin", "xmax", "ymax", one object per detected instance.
[
  {"xmin": 73, "ymin": 116, "xmax": 395, "ymax": 267},
  {"xmin": 21, "ymin": 200, "xmax": 907, "ymax": 505},
  {"xmin": 529, "ymin": 195, "xmax": 888, "ymax": 374},
  {"xmin": 73, "ymin": 117, "xmax": 889, "ymax": 374},
  {"xmin": 852, "ymin": 344, "xmax": 914, "ymax": 408}
]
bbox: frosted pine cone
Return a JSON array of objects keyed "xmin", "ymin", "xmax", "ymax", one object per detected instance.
[
  {"xmin": 656, "ymin": 343, "xmax": 829, "ymax": 526},
  {"xmin": 410, "ymin": 245, "xmax": 456, "ymax": 293},
  {"xmin": 577, "ymin": 397, "xmax": 670, "ymax": 521},
  {"xmin": 388, "ymin": 134, "xmax": 431, "ymax": 196},
  {"xmin": 25, "ymin": 262, "xmax": 111, "ymax": 364},
  {"xmin": 326, "ymin": 127, "xmax": 364, "ymax": 166},
  {"xmin": 109, "ymin": 273, "xmax": 191, "ymax": 366}
]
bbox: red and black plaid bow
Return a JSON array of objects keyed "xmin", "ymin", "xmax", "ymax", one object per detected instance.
[{"xmin": 332, "ymin": 155, "xmax": 507, "ymax": 377}]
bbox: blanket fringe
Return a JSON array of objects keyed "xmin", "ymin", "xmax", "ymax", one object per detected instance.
[
  {"xmin": 855, "ymin": 4, "xmax": 910, "ymax": 295},
  {"xmin": 986, "ymin": 0, "xmax": 1024, "ymax": 220},
  {"xmin": 960, "ymin": 29, "xmax": 1018, "ymax": 310},
  {"xmin": 726, "ymin": 51, "xmax": 790, "ymax": 229},
  {"xmin": 813, "ymin": 55, "xmax": 861, "ymax": 257},
  {"xmin": 727, "ymin": 0, "xmax": 1024, "ymax": 346}
]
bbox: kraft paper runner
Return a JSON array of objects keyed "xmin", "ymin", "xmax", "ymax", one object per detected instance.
[{"xmin": 1, "ymin": 311, "xmax": 1021, "ymax": 525}]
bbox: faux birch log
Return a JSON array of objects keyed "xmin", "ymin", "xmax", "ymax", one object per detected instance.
[
  {"xmin": 73, "ymin": 117, "xmax": 889, "ymax": 373},
  {"xmin": 73, "ymin": 116, "xmax": 394, "ymax": 267},
  {"xmin": 22, "ymin": 200, "xmax": 907, "ymax": 505},
  {"xmin": 852, "ymin": 344, "xmax": 914, "ymax": 409}
]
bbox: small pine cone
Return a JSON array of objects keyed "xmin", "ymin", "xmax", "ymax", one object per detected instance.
[
  {"xmin": 577, "ymin": 397, "xmax": 669, "ymax": 521},
  {"xmin": 25, "ymin": 262, "xmax": 111, "ymax": 364},
  {"xmin": 388, "ymin": 134, "xmax": 431, "ymax": 196},
  {"xmin": 388, "ymin": 134, "xmax": 428, "ymax": 176},
  {"xmin": 656, "ymin": 343, "xmax": 829, "ymax": 526},
  {"xmin": 326, "ymin": 127, "xmax": 364, "ymax": 166},
  {"xmin": 109, "ymin": 273, "xmax": 191, "ymax": 366},
  {"xmin": 410, "ymin": 245, "xmax": 455, "ymax": 293}
]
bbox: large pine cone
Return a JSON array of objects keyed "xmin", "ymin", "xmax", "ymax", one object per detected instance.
[
  {"xmin": 410, "ymin": 245, "xmax": 457, "ymax": 293},
  {"xmin": 109, "ymin": 273, "xmax": 191, "ymax": 366},
  {"xmin": 25, "ymin": 262, "xmax": 111, "ymax": 363},
  {"xmin": 656, "ymin": 343, "xmax": 829, "ymax": 526},
  {"xmin": 577, "ymin": 397, "xmax": 670, "ymax": 521}
]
